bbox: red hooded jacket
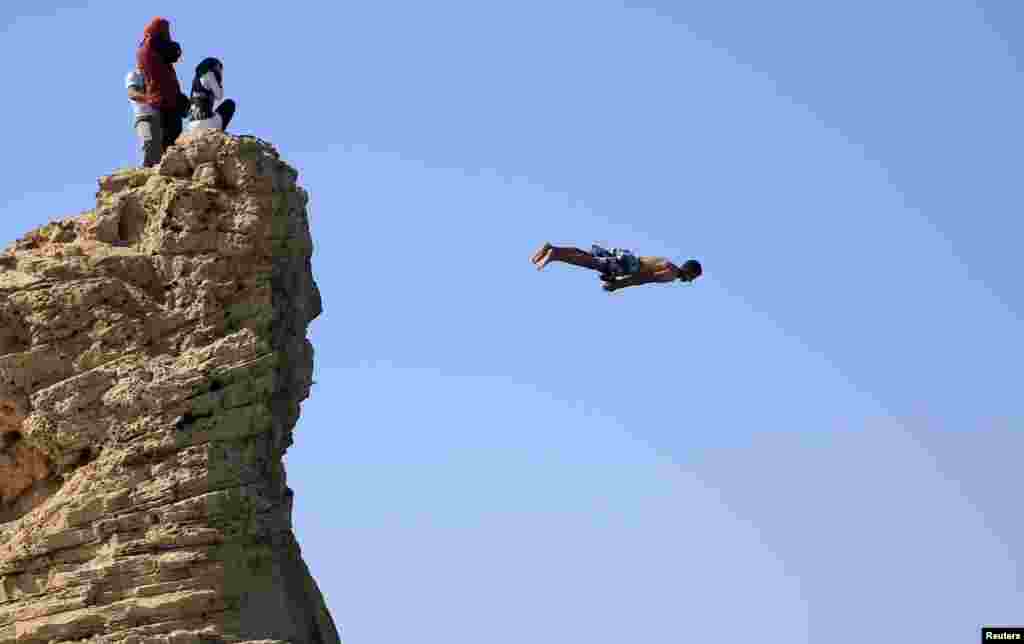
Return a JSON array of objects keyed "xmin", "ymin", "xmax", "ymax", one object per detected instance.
[{"xmin": 136, "ymin": 17, "xmax": 182, "ymax": 110}]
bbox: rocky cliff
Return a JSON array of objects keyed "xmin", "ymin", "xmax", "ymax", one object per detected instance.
[{"xmin": 0, "ymin": 132, "xmax": 339, "ymax": 644}]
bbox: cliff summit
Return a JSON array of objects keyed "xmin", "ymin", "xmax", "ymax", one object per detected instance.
[{"xmin": 0, "ymin": 132, "xmax": 338, "ymax": 644}]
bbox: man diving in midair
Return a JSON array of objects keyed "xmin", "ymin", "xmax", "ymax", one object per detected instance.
[{"xmin": 531, "ymin": 242, "xmax": 702, "ymax": 292}]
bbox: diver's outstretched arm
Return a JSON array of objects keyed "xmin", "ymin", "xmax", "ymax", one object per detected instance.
[
  {"xmin": 603, "ymin": 268, "xmax": 676, "ymax": 292},
  {"xmin": 603, "ymin": 274, "xmax": 653, "ymax": 292}
]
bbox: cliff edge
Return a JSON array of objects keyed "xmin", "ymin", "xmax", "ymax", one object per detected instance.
[{"xmin": 0, "ymin": 132, "xmax": 338, "ymax": 644}]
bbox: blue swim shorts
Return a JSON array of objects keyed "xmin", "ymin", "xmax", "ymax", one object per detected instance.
[{"xmin": 591, "ymin": 244, "xmax": 641, "ymax": 277}]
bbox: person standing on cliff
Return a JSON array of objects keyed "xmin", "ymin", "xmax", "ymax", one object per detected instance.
[
  {"xmin": 530, "ymin": 242, "xmax": 702, "ymax": 292},
  {"xmin": 136, "ymin": 17, "xmax": 189, "ymax": 156},
  {"xmin": 125, "ymin": 65, "xmax": 160, "ymax": 167}
]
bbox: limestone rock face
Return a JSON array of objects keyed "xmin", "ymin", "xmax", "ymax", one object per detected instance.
[{"xmin": 0, "ymin": 132, "xmax": 338, "ymax": 644}]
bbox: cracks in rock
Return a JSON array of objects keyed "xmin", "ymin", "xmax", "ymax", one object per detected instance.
[
  {"xmin": 174, "ymin": 410, "xmax": 215, "ymax": 431},
  {"xmin": 1, "ymin": 135, "xmax": 334, "ymax": 644},
  {"xmin": 0, "ymin": 427, "xmax": 60, "ymax": 524},
  {"xmin": 1, "ymin": 428, "xmax": 21, "ymax": 449},
  {"xmin": 0, "ymin": 477, "xmax": 62, "ymax": 525}
]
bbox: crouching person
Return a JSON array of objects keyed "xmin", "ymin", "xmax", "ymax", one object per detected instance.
[{"xmin": 186, "ymin": 58, "xmax": 236, "ymax": 134}]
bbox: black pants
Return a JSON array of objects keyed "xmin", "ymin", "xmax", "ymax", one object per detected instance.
[
  {"xmin": 161, "ymin": 93, "xmax": 190, "ymax": 149},
  {"xmin": 161, "ymin": 109, "xmax": 183, "ymax": 150},
  {"xmin": 185, "ymin": 100, "xmax": 237, "ymax": 134},
  {"xmin": 216, "ymin": 99, "xmax": 237, "ymax": 130}
]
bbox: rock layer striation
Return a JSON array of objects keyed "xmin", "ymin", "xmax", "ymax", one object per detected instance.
[{"xmin": 0, "ymin": 132, "xmax": 338, "ymax": 644}]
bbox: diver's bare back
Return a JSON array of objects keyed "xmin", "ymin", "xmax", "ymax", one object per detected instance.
[{"xmin": 638, "ymin": 256, "xmax": 675, "ymax": 274}]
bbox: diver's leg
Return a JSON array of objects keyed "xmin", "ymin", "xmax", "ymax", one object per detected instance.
[
  {"xmin": 531, "ymin": 242, "xmax": 553, "ymax": 265},
  {"xmin": 537, "ymin": 246, "xmax": 604, "ymax": 271}
]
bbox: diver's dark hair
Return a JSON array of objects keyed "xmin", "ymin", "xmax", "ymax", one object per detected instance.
[{"xmin": 680, "ymin": 259, "xmax": 702, "ymax": 279}]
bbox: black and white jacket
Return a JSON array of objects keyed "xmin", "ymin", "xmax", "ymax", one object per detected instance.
[{"xmin": 188, "ymin": 58, "xmax": 224, "ymax": 124}]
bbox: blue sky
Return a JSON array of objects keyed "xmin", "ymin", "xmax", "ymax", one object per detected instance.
[{"xmin": 1, "ymin": 1, "xmax": 1022, "ymax": 642}]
